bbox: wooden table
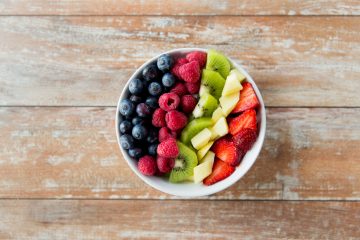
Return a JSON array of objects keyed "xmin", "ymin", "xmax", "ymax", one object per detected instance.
[{"xmin": 1, "ymin": 1, "xmax": 360, "ymax": 239}]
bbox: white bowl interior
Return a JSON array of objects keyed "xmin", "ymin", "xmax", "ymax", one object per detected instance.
[{"xmin": 116, "ymin": 48, "xmax": 266, "ymax": 197}]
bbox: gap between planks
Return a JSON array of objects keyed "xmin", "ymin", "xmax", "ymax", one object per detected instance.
[
  {"xmin": 1, "ymin": 15, "xmax": 360, "ymax": 17},
  {"xmin": 0, "ymin": 198, "xmax": 359, "ymax": 202},
  {"xmin": 0, "ymin": 0, "xmax": 359, "ymax": 16}
]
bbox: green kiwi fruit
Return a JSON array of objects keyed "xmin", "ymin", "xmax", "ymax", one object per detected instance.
[
  {"xmin": 201, "ymin": 69, "xmax": 226, "ymax": 99},
  {"xmin": 192, "ymin": 93, "xmax": 218, "ymax": 118},
  {"xmin": 169, "ymin": 141, "xmax": 198, "ymax": 183},
  {"xmin": 180, "ymin": 117, "xmax": 213, "ymax": 146},
  {"xmin": 199, "ymin": 85, "xmax": 210, "ymax": 96},
  {"xmin": 205, "ymin": 49, "xmax": 231, "ymax": 79}
]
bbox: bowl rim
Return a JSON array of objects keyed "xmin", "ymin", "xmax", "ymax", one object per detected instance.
[{"xmin": 115, "ymin": 48, "xmax": 266, "ymax": 197}]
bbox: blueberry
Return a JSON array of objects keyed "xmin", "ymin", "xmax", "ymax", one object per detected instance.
[
  {"xmin": 148, "ymin": 82, "xmax": 163, "ymax": 96},
  {"xmin": 119, "ymin": 120, "xmax": 132, "ymax": 134},
  {"xmin": 145, "ymin": 96, "xmax": 158, "ymax": 109},
  {"xmin": 130, "ymin": 95, "xmax": 143, "ymax": 104},
  {"xmin": 128, "ymin": 148, "xmax": 144, "ymax": 159},
  {"xmin": 119, "ymin": 99, "xmax": 135, "ymax": 117},
  {"xmin": 120, "ymin": 134, "xmax": 134, "ymax": 150},
  {"xmin": 142, "ymin": 64, "xmax": 159, "ymax": 82},
  {"xmin": 148, "ymin": 143, "xmax": 158, "ymax": 156},
  {"xmin": 132, "ymin": 117, "xmax": 146, "ymax": 126},
  {"xmin": 136, "ymin": 103, "xmax": 151, "ymax": 117},
  {"xmin": 128, "ymin": 78, "xmax": 145, "ymax": 95},
  {"xmin": 157, "ymin": 54, "xmax": 173, "ymax": 72},
  {"xmin": 162, "ymin": 73, "xmax": 176, "ymax": 88},
  {"xmin": 146, "ymin": 129, "xmax": 158, "ymax": 143},
  {"xmin": 132, "ymin": 124, "xmax": 148, "ymax": 140}
]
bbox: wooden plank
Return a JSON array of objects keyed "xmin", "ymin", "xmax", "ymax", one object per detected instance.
[
  {"xmin": 0, "ymin": 17, "xmax": 359, "ymax": 107},
  {"xmin": 0, "ymin": 0, "xmax": 359, "ymax": 16},
  {"xmin": 0, "ymin": 200, "xmax": 359, "ymax": 239},
  {"xmin": 0, "ymin": 107, "xmax": 359, "ymax": 200}
]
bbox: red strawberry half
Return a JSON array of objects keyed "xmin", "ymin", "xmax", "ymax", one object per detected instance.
[
  {"xmin": 203, "ymin": 158, "xmax": 235, "ymax": 186},
  {"xmin": 232, "ymin": 128, "xmax": 257, "ymax": 158},
  {"xmin": 212, "ymin": 135, "xmax": 240, "ymax": 166},
  {"xmin": 232, "ymin": 82, "xmax": 260, "ymax": 114},
  {"xmin": 228, "ymin": 109, "xmax": 257, "ymax": 136}
]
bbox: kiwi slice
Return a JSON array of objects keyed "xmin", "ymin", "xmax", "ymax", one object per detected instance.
[
  {"xmin": 206, "ymin": 49, "xmax": 231, "ymax": 79},
  {"xmin": 180, "ymin": 117, "xmax": 213, "ymax": 146},
  {"xmin": 201, "ymin": 69, "xmax": 226, "ymax": 99},
  {"xmin": 192, "ymin": 93, "xmax": 218, "ymax": 118},
  {"xmin": 169, "ymin": 141, "xmax": 198, "ymax": 183}
]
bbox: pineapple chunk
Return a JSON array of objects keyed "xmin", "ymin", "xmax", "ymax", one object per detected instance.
[
  {"xmin": 210, "ymin": 117, "xmax": 228, "ymax": 140},
  {"xmin": 199, "ymin": 85, "xmax": 210, "ymax": 96},
  {"xmin": 219, "ymin": 92, "xmax": 240, "ymax": 116},
  {"xmin": 191, "ymin": 128, "xmax": 212, "ymax": 150},
  {"xmin": 202, "ymin": 151, "xmax": 215, "ymax": 164},
  {"xmin": 193, "ymin": 151, "xmax": 215, "ymax": 183},
  {"xmin": 197, "ymin": 141, "xmax": 214, "ymax": 161},
  {"xmin": 222, "ymin": 73, "xmax": 243, "ymax": 96},
  {"xmin": 230, "ymin": 69, "xmax": 246, "ymax": 83},
  {"xmin": 211, "ymin": 107, "xmax": 224, "ymax": 123}
]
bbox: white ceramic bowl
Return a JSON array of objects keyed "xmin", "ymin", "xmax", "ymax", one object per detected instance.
[{"xmin": 116, "ymin": 48, "xmax": 266, "ymax": 197}]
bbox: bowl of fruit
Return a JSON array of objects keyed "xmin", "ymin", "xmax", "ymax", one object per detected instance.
[{"xmin": 116, "ymin": 48, "xmax": 266, "ymax": 197}]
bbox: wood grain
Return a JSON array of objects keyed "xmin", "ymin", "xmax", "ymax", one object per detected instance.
[
  {"xmin": 0, "ymin": 0, "xmax": 359, "ymax": 16},
  {"xmin": 0, "ymin": 107, "xmax": 359, "ymax": 200},
  {"xmin": 0, "ymin": 200, "xmax": 359, "ymax": 239},
  {"xmin": 0, "ymin": 16, "xmax": 359, "ymax": 107}
]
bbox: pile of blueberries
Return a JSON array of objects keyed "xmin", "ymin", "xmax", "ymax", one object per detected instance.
[{"xmin": 118, "ymin": 54, "xmax": 176, "ymax": 159}]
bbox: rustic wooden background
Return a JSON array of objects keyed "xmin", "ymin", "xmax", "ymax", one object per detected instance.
[{"xmin": 0, "ymin": 1, "xmax": 360, "ymax": 239}]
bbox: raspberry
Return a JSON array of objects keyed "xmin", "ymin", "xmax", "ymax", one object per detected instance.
[
  {"xmin": 152, "ymin": 108, "xmax": 166, "ymax": 127},
  {"xmin": 177, "ymin": 58, "xmax": 189, "ymax": 65},
  {"xmin": 165, "ymin": 110, "xmax": 188, "ymax": 131},
  {"xmin": 158, "ymin": 127, "xmax": 177, "ymax": 142},
  {"xmin": 185, "ymin": 82, "xmax": 200, "ymax": 94},
  {"xmin": 171, "ymin": 58, "xmax": 188, "ymax": 79},
  {"xmin": 138, "ymin": 155, "xmax": 157, "ymax": 176},
  {"xmin": 186, "ymin": 51, "xmax": 207, "ymax": 68},
  {"xmin": 181, "ymin": 95, "xmax": 197, "ymax": 113},
  {"xmin": 156, "ymin": 156, "xmax": 175, "ymax": 173},
  {"xmin": 157, "ymin": 138, "xmax": 179, "ymax": 158},
  {"xmin": 178, "ymin": 61, "xmax": 200, "ymax": 83},
  {"xmin": 170, "ymin": 82, "xmax": 188, "ymax": 97},
  {"xmin": 158, "ymin": 93, "xmax": 180, "ymax": 112}
]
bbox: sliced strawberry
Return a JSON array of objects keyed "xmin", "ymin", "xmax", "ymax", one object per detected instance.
[
  {"xmin": 232, "ymin": 82, "xmax": 260, "ymax": 113},
  {"xmin": 212, "ymin": 135, "xmax": 240, "ymax": 166},
  {"xmin": 232, "ymin": 128, "xmax": 257, "ymax": 158},
  {"xmin": 228, "ymin": 109, "xmax": 257, "ymax": 135},
  {"xmin": 203, "ymin": 158, "xmax": 235, "ymax": 186}
]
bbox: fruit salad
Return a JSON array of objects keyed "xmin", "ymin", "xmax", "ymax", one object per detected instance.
[{"xmin": 118, "ymin": 49, "xmax": 260, "ymax": 185}]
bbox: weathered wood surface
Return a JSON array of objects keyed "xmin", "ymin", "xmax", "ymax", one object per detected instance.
[
  {"xmin": 0, "ymin": 16, "xmax": 359, "ymax": 107},
  {"xmin": 0, "ymin": 0, "xmax": 359, "ymax": 16},
  {"xmin": 1, "ymin": 1, "xmax": 359, "ymax": 238},
  {"xmin": 0, "ymin": 200, "xmax": 359, "ymax": 239},
  {"xmin": 0, "ymin": 107, "xmax": 359, "ymax": 200}
]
